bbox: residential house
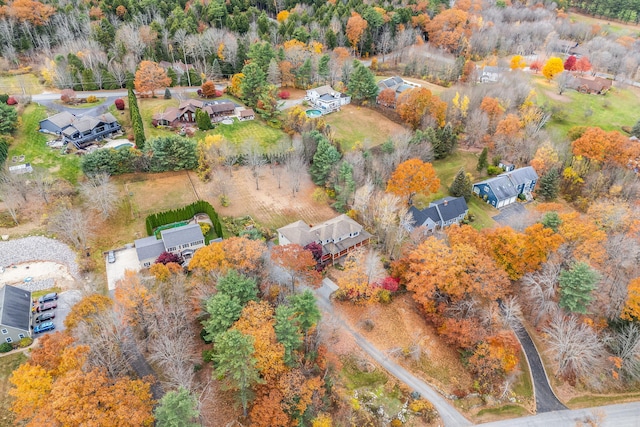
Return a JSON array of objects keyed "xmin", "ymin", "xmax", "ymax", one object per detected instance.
[
  {"xmin": 204, "ymin": 101, "xmax": 236, "ymax": 121},
  {"xmin": 135, "ymin": 223, "xmax": 205, "ymax": 268},
  {"xmin": 478, "ymin": 66, "xmax": 509, "ymax": 83},
  {"xmin": 40, "ymin": 112, "xmax": 121, "ymax": 149},
  {"xmin": 407, "ymin": 197, "xmax": 469, "ymax": 232},
  {"xmin": 377, "ymin": 76, "xmax": 420, "ymax": 101},
  {"xmin": 239, "ymin": 109, "xmax": 255, "ymax": 121},
  {"xmin": 0, "ymin": 285, "xmax": 32, "ymax": 344},
  {"xmin": 576, "ymin": 76, "xmax": 612, "ymax": 94},
  {"xmin": 277, "ymin": 215, "xmax": 371, "ymax": 263},
  {"xmin": 473, "ymin": 166, "xmax": 539, "ymax": 208},
  {"xmin": 306, "ymin": 85, "xmax": 351, "ymax": 112},
  {"xmin": 153, "ymin": 100, "xmax": 238, "ymax": 126}
]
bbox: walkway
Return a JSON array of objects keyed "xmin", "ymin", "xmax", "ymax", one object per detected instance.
[{"xmin": 314, "ymin": 280, "xmax": 471, "ymax": 427}]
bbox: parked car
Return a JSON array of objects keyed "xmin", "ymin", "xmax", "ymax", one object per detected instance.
[
  {"xmin": 35, "ymin": 312, "xmax": 55, "ymax": 323},
  {"xmin": 38, "ymin": 292, "xmax": 58, "ymax": 304},
  {"xmin": 34, "ymin": 321, "xmax": 55, "ymax": 334},
  {"xmin": 108, "ymin": 250, "xmax": 116, "ymax": 263},
  {"xmin": 37, "ymin": 302, "xmax": 57, "ymax": 312}
]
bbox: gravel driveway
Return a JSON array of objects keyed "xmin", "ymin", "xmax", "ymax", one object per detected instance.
[{"xmin": 0, "ymin": 236, "xmax": 80, "ymax": 280}]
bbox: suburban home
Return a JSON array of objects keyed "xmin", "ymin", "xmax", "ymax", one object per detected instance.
[
  {"xmin": 575, "ymin": 76, "xmax": 612, "ymax": 94},
  {"xmin": 473, "ymin": 166, "xmax": 539, "ymax": 208},
  {"xmin": 277, "ymin": 215, "xmax": 371, "ymax": 264},
  {"xmin": 135, "ymin": 223, "xmax": 205, "ymax": 268},
  {"xmin": 377, "ymin": 76, "xmax": 420, "ymax": 100},
  {"xmin": 306, "ymin": 85, "xmax": 351, "ymax": 112},
  {"xmin": 204, "ymin": 101, "xmax": 236, "ymax": 121},
  {"xmin": 0, "ymin": 285, "xmax": 32, "ymax": 344},
  {"xmin": 153, "ymin": 100, "xmax": 238, "ymax": 126},
  {"xmin": 39, "ymin": 112, "xmax": 121, "ymax": 149},
  {"xmin": 239, "ymin": 108, "xmax": 255, "ymax": 121},
  {"xmin": 407, "ymin": 197, "xmax": 469, "ymax": 232},
  {"xmin": 478, "ymin": 66, "xmax": 509, "ymax": 83}
]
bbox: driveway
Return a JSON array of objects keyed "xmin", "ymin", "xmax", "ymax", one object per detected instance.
[
  {"xmin": 492, "ymin": 203, "xmax": 530, "ymax": 230},
  {"xmin": 32, "ymin": 289, "xmax": 82, "ymax": 336},
  {"xmin": 105, "ymin": 247, "xmax": 140, "ymax": 291}
]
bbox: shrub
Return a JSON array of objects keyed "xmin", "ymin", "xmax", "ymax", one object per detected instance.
[
  {"xmin": 214, "ymin": 90, "xmax": 224, "ymax": 98},
  {"xmin": 312, "ymin": 188, "xmax": 329, "ymax": 203},
  {"xmin": 0, "ymin": 342, "xmax": 13, "ymax": 353},
  {"xmin": 377, "ymin": 289, "xmax": 392, "ymax": 304},
  {"xmin": 18, "ymin": 337, "xmax": 33, "ymax": 348},
  {"xmin": 86, "ymin": 95, "xmax": 98, "ymax": 103},
  {"xmin": 200, "ymin": 223, "xmax": 211, "ymax": 235},
  {"xmin": 278, "ymin": 90, "xmax": 290, "ymax": 99},
  {"xmin": 114, "ymin": 98, "xmax": 125, "ymax": 110},
  {"xmin": 487, "ymin": 165, "xmax": 502, "ymax": 176},
  {"xmin": 6, "ymin": 96, "xmax": 17, "ymax": 105},
  {"xmin": 379, "ymin": 277, "xmax": 399, "ymax": 292},
  {"xmin": 0, "ymin": 94, "xmax": 8, "ymax": 103}
]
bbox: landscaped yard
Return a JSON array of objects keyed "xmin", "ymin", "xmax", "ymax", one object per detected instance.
[
  {"xmin": 0, "ymin": 351, "xmax": 27, "ymax": 427},
  {"xmin": 533, "ymin": 75, "xmax": 640, "ymax": 138},
  {"xmin": 9, "ymin": 104, "xmax": 81, "ymax": 183},
  {"xmin": 323, "ymin": 104, "xmax": 407, "ymax": 150},
  {"xmin": 211, "ymin": 119, "xmax": 288, "ymax": 146}
]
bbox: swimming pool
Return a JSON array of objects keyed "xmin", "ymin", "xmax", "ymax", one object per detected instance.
[{"xmin": 306, "ymin": 109, "xmax": 322, "ymax": 118}]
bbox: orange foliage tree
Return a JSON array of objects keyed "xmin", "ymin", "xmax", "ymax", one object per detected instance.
[
  {"xmin": 479, "ymin": 96, "xmax": 504, "ymax": 132},
  {"xmin": 386, "ymin": 158, "xmax": 440, "ymax": 203},
  {"xmin": 396, "ymin": 87, "xmax": 441, "ymax": 130},
  {"xmin": 0, "ymin": 0, "xmax": 55, "ymax": 25},
  {"xmin": 270, "ymin": 244, "xmax": 321, "ymax": 291},
  {"xmin": 134, "ymin": 61, "xmax": 171, "ymax": 96},
  {"xmin": 190, "ymin": 236, "xmax": 266, "ymax": 276},
  {"xmin": 201, "ymin": 80, "xmax": 216, "ymax": 98},
  {"xmin": 622, "ymin": 277, "xmax": 640, "ymax": 321},
  {"xmin": 377, "ymin": 88, "xmax": 396, "ymax": 108},
  {"xmin": 346, "ymin": 12, "xmax": 368, "ymax": 54},
  {"xmin": 558, "ymin": 212, "xmax": 607, "ymax": 267},
  {"xmin": 572, "ymin": 127, "xmax": 639, "ymax": 168},
  {"xmin": 424, "ymin": 8, "xmax": 471, "ymax": 54},
  {"xmin": 64, "ymin": 294, "xmax": 113, "ymax": 331}
]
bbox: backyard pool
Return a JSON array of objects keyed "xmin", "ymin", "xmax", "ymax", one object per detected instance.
[
  {"xmin": 305, "ymin": 109, "xmax": 322, "ymax": 118},
  {"xmin": 114, "ymin": 142, "xmax": 134, "ymax": 149}
]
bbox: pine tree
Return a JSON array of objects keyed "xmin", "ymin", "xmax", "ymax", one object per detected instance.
[
  {"xmin": 559, "ymin": 262, "xmax": 599, "ymax": 314},
  {"xmin": 334, "ymin": 161, "xmax": 355, "ymax": 212},
  {"xmin": 541, "ymin": 211, "xmax": 562, "ymax": 232},
  {"xmin": 196, "ymin": 109, "xmax": 212, "ymax": 130},
  {"xmin": 211, "ymin": 59, "xmax": 222, "ymax": 81},
  {"xmin": 240, "ymin": 62, "xmax": 266, "ymax": 107},
  {"xmin": 309, "ymin": 132, "xmax": 341, "ymax": 186},
  {"xmin": 296, "ymin": 58, "xmax": 312, "ymax": 88},
  {"xmin": 539, "ymin": 168, "xmax": 560, "ymax": 201},
  {"xmin": 274, "ymin": 305, "xmax": 303, "ymax": 367},
  {"xmin": 154, "ymin": 387, "xmax": 200, "ymax": 427},
  {"xmin": 289, "ymin": 290, "xmax": 320, "ymax": 334},
  {"xmin": 167, "ymin": 68, "xmax": 178, "ymax": 87},
  {"xmin": 266, "ymin": 58, "xmax": 281, "ymax": 86},
  {"xmin": 318, "ymin": 55, "xmax": 330, "ymax": 84},
  {"xmin": 347, "ymin": 60, "xmax": 379, "ymax": 104},
  {"xmin": 164, "ymin": 88, "xmax": 172, "ymax": 99},
  {"xmin": 477, "ymin": 147, "xmax": 488, "ymax": 172},
  {"xmin": 433, "ymin": 123, "xmax": 457, "ymax": 159},
  {"xmin": 449, "ymin": 169, "xmax": 472, "ymax": 201},
  {"xmin": 632, "ymin": 118, "xmax": 640, "ymax": 138}
]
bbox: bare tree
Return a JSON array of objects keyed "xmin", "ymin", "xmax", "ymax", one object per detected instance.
[
  {"xmin": 80, "ymin": 173, "xmax": 119, "ymax": 219},
  {"xmin": 243, "ymin": 140, "xmax": 267, "ymax": 191},
  {"xmin": 605, "ymin": 322, "xmax": 640, "ymax": 382},
  {"xmin": 521, "ymin": 261, "xmax": 561, "ymax": 326},
  {"xmin": 0, "ymin": 177, "xmax": 21, "ymax": 225},
  {"xmin": 219, "ymin": 140, "xmax": 240, "ymax": 177},
  {"xmin": 75, "ymin": 312, "xmax": 132, "ymax": 378},
  {"xmin": 48, "ymin": 206, "xmax": 93, "ymax": 250},
  {"xmin": 31, "ymin": 167, "xmax": 53, "ymax": 204},
  {"xmin": 285, "ymin": 151, "xmax": 305, "ymax": 197}
]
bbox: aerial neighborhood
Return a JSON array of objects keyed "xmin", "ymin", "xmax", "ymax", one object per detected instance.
[{"xmin": 2, "ymin": 0, "xmax": 640, "ymax": 425}]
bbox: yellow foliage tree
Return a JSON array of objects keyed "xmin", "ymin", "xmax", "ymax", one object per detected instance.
[
  {"xmin": 542, "ymin": 57, "xmax": 564, "ymax": 81},
  {"xmin": 64, "ymin": 294, "xmax": 113, "ymax": 331},
  {"xmin": 386, "ymin": 158, "xmax": 440, "ymax": 203},
  {"xmin": 189, "ymin": 236, "xmax": 266, "ymax": 275},
  {"xmin": 510, "ymin": 55, "xmax": 526, "ymax": 70},
  {"xmin": 622, "ymin": 277, "xmax": 640, "ymax": 321},
  {"xmin": 9, "ymin": 363, "xmax": 53, "ymax": 422},
  {"xmin": 276, "ymin": 10, "xmax": 289, "ymax": 22}
]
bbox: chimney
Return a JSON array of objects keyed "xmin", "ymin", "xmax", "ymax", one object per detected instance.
[{"xmin": 444, "ymin": 200, "xmax": 448, "ymax": 206}]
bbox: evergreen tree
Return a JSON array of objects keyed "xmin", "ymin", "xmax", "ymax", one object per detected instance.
[
  {"xmin": 477, "ymin": 147, "xmax": 488, "ymax": 172},
  {"xmin": 274, "ymin": 305, "xmax": 303, "ymax": 367},
  {"xmin": 255, "ymin": 86, "xmax": 281, "ymax": 125},
  {"xmin": 632, "ymin": 118, "xmax": 640, "ymax": 138},
  {"xmin": 347, "ymin": 61, "xmax": 379, "ymax": 104},
  {"xmin": 334, "ymin": 161, "xmax": 356, "ymax": 212},
  {"xmin": 247, "ymin": 41, "xmax": 275, "ymax": 73},
  {"xmin": 318, "ymin": 55, "xmax": 330, "ymax": 84},
  {"xmin": 433, "ymin": 123, "xmax": 457, "ymax": 159},
  {"xmin": 216, "ymin": 269, "xmax": 259, "ymax": 305},
  {"xmin": 239, "ymin": 62, "xmax": 266, "ymax": 107},
  {"xmin": 289, "ymin": 290, "xmax": 320, "ymax": 334},
  {"xmin": 202, "ymin": 293, "xmax": 243, "ymax": 341},
  {"xmin": 164, "ymin": 88, "xmax": 172, "ymax": 99},
  {"xmin": 196, "ymin": 109, "xmax": 211, "ymax": 130},
  {"xmin": 325, "ymin": 29, "xmax": 337, "ymax": 49},
  {"xmin": 167, "ymin": 68, "xmax": 178, "ymax": 86},
  {"xmin": 539, "ymin": 168, "xmax": 560, "ymax": 201},
  {"xmin": 0, "ymin": 104, "xmax": 18, "ymax": 133},
  {"xmin": 154, "ymin": 387, "xmax": 200, "ymax": 427},
  {"xmin": 148, "ymin": 135, "xmax": 197, "ymax": 172},
  {"xmin": 309, "ymin": 132, "xmax": 341, "ymax": 185},
  {"xmin": 213, "ymin": 329, "xmax": 262, "ymax": 417},
  {"xmin": 128, "ymin": 88, "xmax": 146, "ymax": 150},
  {"xmin": 266, "ymin": 58, "xmax": 281, "ymax": 86},
  {"xmin": 257, "ymin": 11, "xmax": 269, "ymax": 37},
  {"xmin": 541, "ymin": 211, "xmax": 562, "ymax": 232},
  {"xmin": 211, "ymin": 59, "xmax": 222, "ymax": 80},
  {"xmin": 296, "ymin": 58, "xmax": 312, "ymax": 88},
  {"xmin": 449, "ymin": 169, "xmax": 472, "ymax": 201},
  {"xmin": 559, "ymin": 262, "xmax": 599, "ymax": 314}
]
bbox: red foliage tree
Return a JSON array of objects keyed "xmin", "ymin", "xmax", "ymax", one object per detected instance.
[
  {"xmin": 378, "ymin": 277, "xmax": 399, "ymax": 292},
  {"xmin": 576, "ymin": 57, "xmax": 592, "ymax": 74},
  {"xmin": 114, "ymin": 98, "xmax": 125, "ymax": 110},
  {"xmin": 155, "ymin": 251, "xmax": 183, "ymax": 265},
  {"xmin": 529, "ymin": 60, "xmax": 543, "ymax": 73},
  {"xmin": 303, "ymin": 242, "xmax": 323, "ymax": 263},
  {"xmin": 564, "ymin": 55, "xmax": 577, "ymax": 71},
  {"xmin": 6, "ymin": 96, "xmax": 17, "ymax": 105},
  {"xmin": 278, "ymin": 90, "xmax": 290, "ymax": 99}
]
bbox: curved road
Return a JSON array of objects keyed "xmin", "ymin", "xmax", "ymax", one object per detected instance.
[{"xmin": 314, "ymin": 280, "xmax": 472, "ymax": 427}]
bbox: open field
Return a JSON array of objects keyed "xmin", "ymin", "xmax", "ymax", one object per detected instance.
[
  {"xmin": 324, "ymin": 104, "xmax": 407, "ymax": 150},
  {"xmin": 0, "ymin": 73, "xmax": 46, "ymax": 95},
  {"xmin": 8, "ymin": 104, "xmax": 81, "ymax": 183},
  {"xmin": 0, "ymin": 351, "xmax": 27, "ymax": 427},
  {"xmin": 211, "ymin": 119, "xmax": 288, "ymax": 146},
  {"xmin": 568, "ymin": 11, "xmax": 640, "ymax": 36},
  {"xmin": 533, "ymin": 76, "xmax": 640, "ymax": 138}
]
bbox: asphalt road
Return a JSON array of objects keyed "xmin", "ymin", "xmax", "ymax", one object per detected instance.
[{"xmin": 314, "ymin": 281, "xmax": 472, "ymax": 427}]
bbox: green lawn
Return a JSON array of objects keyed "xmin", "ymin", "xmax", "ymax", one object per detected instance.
[
  {"xmin": 54, "ymin": 98, "xmax": 106, "ymax": 109},
  {"xmin": 568, "ymin": 12, "xmax": 640, "ymax": 36},
  {"xmin": 9, "ymin": 104, "xmax": 81, "ymax": 183},
  {"xmin": 567, "ymin": 392, "xmax": 640, "ymax": 409},
  {"xmin": 476, "ymin": 404, "xmax": 529, "ymax": 419},
  {"xmin": 534, "ymin": 76, "xmax": 640, "ymax": 139},
  {"xmin": 0, "ymin": 351, "xmax": 27, "ymax": 427},
  {"xmin": 211, "ymin": 119, "xmax": 287, "ymax": 146},
  {"xmin": 513, "ymin": 355, "xmax": 534, "ymax": 399}
]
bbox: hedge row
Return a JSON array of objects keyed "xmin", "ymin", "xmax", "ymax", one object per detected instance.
[{"xmin": 145, "ymin": 200, "xmax": 223, "ymax": 239}]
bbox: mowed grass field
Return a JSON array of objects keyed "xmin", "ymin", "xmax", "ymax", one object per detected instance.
[
  {"xmin": 8, "ymin": 104, "xmax": 81, "ymax": 183},
  {"xmin": 533, "ymin": 76, "xmax": 640, "ymax": 138}
]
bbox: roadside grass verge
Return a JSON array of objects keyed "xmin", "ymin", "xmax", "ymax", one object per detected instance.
[
  {"xmin": 476, "ymin": 404, "xmax": 529, "ymax": 420},
  {"xmin": 567, "ymin": 392, "xmax": 640, "ymax": 409},
  {"xmin": 9, "ymin": 104, "xmax": 81, "ymax": 184}
]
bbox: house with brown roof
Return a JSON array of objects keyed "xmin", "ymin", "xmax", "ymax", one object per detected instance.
[
  {"xmin": 204, "ymin": 101, "xmax": 236, "ymax": 121},
  {"xmin": 239, "ymin": 109, "xmax": 255, "ymax": 121},
  {"xmin": 576, "ymin": 76, "xmax": 612, "ymax": 95},
  {"xmin": 153, "ymin": 100, "xmax": 238, "ymax": 126},
  {"xmin": 277, "ymin": 215, "xmax": 371, "ymax": 263}
]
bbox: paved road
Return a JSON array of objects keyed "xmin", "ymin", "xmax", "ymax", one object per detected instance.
[
  {"xmin": 122, "ymin": 326, "xmax": 164, "ymax": 401},
  {"xmin": 481, "ymin": 401, "xmax": 640, "ymax": 427},
  {"xmin": 511, "ymin": 318, "xmax": 566, "ymax": 413},
  {"xmin": 30, "ymin": 87, "xmax": 203, "ymax": 102},
  {"xmin": 314, "ymin": 280, "xmax": 472, "ymax": 427}
]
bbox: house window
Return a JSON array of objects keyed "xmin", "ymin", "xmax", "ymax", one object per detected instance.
[
  {"xmin": 168, "ymin": 247, "xmax": 176, "ymax": 252},
  {"xmin": 18, "ymin": 334, "xmax": 25, "ymax": 339},
  {"xmin": 144, "ymin": 262, "xmax": 151, "ymax": 267},
  {"xmin": 5, "ymin": 337, "xmax": 12, "ymax": 343},
  {"xmin": 1, "ymin": 329, "xmax": 7, "ymax": 335}
]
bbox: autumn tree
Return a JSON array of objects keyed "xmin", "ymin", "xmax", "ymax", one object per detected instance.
[
  {"xmin": 134, "ymin": 61, "xmax": 171, "ymax": 97},
  {"xmin": 271, "ymin": 244, "xmax": 321, "ymax": 291},
  {"xmin": 346, "ymin": 12, "xmax": 367, "ymax": 54},
  {"xmin": 576, "ymin": 56, "xmax": 592, "ymax": 74},
  {"xmin": 189, "ymin": 236, "xmax": 266, "ymax": 276},
  {"xmin": 396, "ymin": 87, "xmax": 438, "ymax": 130},
  {"xmin": 564, "ymin": 55, "xmax": 577, "ymax": 71},
  {"xmin": 386, "ymin": 158, "xmax": 440, "ymax": 203},
  {"xmin": 201, "ymin": 80, "xmax": 216, "ymax": 98},
  {"xmin": 64, "ymin": 294, "xmax": 112, "ymax": 331},
  {"xmin": 425, "ymin": 8, "xmax": 470, "ymax": 54},
  {"xmin": 622, "ymin": 277, "xmax": 640, "ymax": 321},
  {"xmin": 114, "ymin": 271, "xmax": 154, "ymax": 338},
  {"xmin": 542, "ymin": 57, "xmax": 564, "ymax": 81},
  {"xmin": 377, "ymin": 88, "xmax": 396, "ymax": 108},
  {"xmin": 213, "ymin": 329, "xmax": 262, "ymax": 416},
  {"xmin": 572, "ymin": 127, "xmax": 630, "ymax": 166},
  {"xmin": 529, "ymin": 60, "xmax": 543, "ymax": 73},
  {"xmin": 559, "ymin": 262, "xmax": 600, "ymax": 314},
  {"xmin": 335, "ymin": 249, "xmax": 385, "ymax": 303},
  {"xmin": 2, "ymin": 0, "xmax": 54, "ymax": 25},
  {"xmin": 510, "ymin": 55, "xmax": 526, "ymax": 70}
]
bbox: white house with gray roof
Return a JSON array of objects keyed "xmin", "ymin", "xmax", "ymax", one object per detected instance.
[
  {"xmin": 306, "ymin": 85, "xmax": 350, "ymax": 113},
  {"xmin": 0, "ymin": 285, "xmax": 32, "ymax": 344},
  {"xmin": 277, "ymin": 215, "xmax": 371, "ymax": 263},
  {"xmin": 473, "ymin": 166, "xmax": 538, "ymax": 208},
  {"xmin": 135, "ymin": 223, "xmax": 205, "ymax": 268}
]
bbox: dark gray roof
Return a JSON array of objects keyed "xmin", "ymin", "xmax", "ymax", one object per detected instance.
[
  {"xmin": 475, "ymin": 175, "xmax": 519, "ymax": 201},
  {"xmin": 499, "ymin": 166, "xmax": 538, "ymax": 186},
  {"xmin": 41, "ymin": 111, "xmax": 75, "ymax": 129},
  {"xmin": 161, "ymin": 223, "xmax": 204, "ymax": 249},
  {"xmin": 0, "ymin": 285, "xmax": 31, "ymax": 332},
  {"xmin": 134, "ymin": 235, "xmax": 166, "ymax": 261},
  {"xmin": 408, "ymin": 205, "xmax": 441, "ymax": 227},
  {"xmin": 432, "ymin": 197, "xmax": 468, "ymax": 222}
]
